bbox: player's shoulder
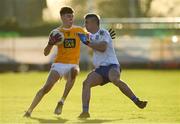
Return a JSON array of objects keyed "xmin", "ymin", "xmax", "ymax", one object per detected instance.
[
  {"xmin": 72, "ymin": 25, "xmax": 84, "ymax": 30},
  {"xmin": 51, "ymin": 27, "xmax": 60, "ymax": 31},
  {"xmin": 56, "ymin": 25, "xmax": 83, "ymax": 30},
  {"xmin": 99, "ymin": 28, "xmax": 109, "ymax": 36},
  {"xmin": 70, "ymin": 25, "xmax": 86, "ymax": 33},
  {"xmin": 53, "ymin": 26, "xmax": 63, "ymax": 32}
]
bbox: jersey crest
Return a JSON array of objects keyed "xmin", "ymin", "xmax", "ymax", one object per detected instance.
[{"xmin": 64, "ymin": 39, "xmax": 76, "ymax": 48}]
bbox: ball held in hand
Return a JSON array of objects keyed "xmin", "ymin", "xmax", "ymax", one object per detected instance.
[{"xmin": 49, "ymin": 29, "xmax": 65, "ymax": 45}]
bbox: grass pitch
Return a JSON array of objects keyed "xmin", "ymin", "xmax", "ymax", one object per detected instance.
[{"xmin": 0, "ymin": 70, "xmax": 180, "ymax": 123}]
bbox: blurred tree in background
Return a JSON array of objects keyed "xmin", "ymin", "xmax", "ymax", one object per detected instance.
[
  {"xmin": 0, "ymin": 0, "xmax": 47, "ymax": 28},
  {"xmin": 139, "ymin": 0, "xmax": 153, "ymax": 17},
  {"xmin": 70, "ymin": 0, "xmax": 180, "ymax": 18},
  {"xmin": 0, "ymin": 0, "xmax": 179, "ymax": 36},
  {"xmin": 147, "ymin": 0, "xmax": 180, "ymax": 16},
  {"xmin": 98, "ymin": 0, "xmax": 141, "ymax": 17},
  {"xmin": 70, "ymin": 0, "xmax": 87, "ymax": 19},
  {"xmin": 70, "ymin": 0, "xmax": 142, "ymax": 18}
]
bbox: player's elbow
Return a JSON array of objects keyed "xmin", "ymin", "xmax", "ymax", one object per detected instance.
[
  {"xmin": 44, "ymin": 50, "xmax": 49, "ymax": 56},
  {"xmin": 99, "ymin": 48, "xmax": 106, "ymax": 52},
  {"xmin": 44, "ymin": 45, "xmax": 53, "ymax": 56},
  {"xmin": 99, "ymin": 44, "xmax": 107, "ymax": 52},
  {"xmin": 44, "ymin": 52, "xmax": 49, "ymax": 56},
  {"xmin": 44, "ymin": 52, "xmax": 48, "ymax": 56}
]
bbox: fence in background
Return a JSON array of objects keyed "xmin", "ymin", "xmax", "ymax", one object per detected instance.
[{"xmin": 0, "ymin": 18, "xmax": 180, "ymax": 71}]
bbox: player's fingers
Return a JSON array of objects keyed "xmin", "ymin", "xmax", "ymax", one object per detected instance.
[
  {"xmin": 110, "ymin": 32, "xmax": 116, "ymax": 36},
  {"xmin": 55, "ymin": 35, "xmax": 63, "ymax": 42},
  {"xmin": 111, "ymin": 36, "xmax": 115, "ymax": 39},
  {"xmin": 108, "ymin": 28, "xmax": 112, "ymax": 33},
  {"xmin": 110, "ymin": 33, "xmax": 116, "ymax": 39},
  {"xmin": 57, "ymin": 35, "xmax": 62, "ymax": 40},
  {"xmin": 54, "ymin": 34, "xmax": 61, "ymax": 39},
  {"xmin": 49, "ymin": 36, "xmax": 54, "ymax": 42},
  {"xmin": 110, "ymin": 29, "xmax": 115, "ymax": 34},
  {"xmin": 50, "ymin": 33, "xmax": 53, "ymax": 37},
  {"xmin": 111, "ymin": 30, "xmax": 115, "ymax": 34}
]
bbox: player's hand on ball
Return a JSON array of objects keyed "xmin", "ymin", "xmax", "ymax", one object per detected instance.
[
  {"xmin": 78, "ymin": 33, "xmax": 90, "ymax": 46},
  {"xmin": 108, "ymin": 28, "xmax": 116, "ymax": 39},
  {"xmin": 48, "ymin": 29, "xmax": 64, "ymax": 45},
  {"xmin": 48, "ymin": 33, "xmax": 62, "ymax": 45}
]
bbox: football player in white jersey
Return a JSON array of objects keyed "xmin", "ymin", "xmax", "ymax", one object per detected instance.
[{"xmin": 78, "ymin": 13, "xmax": 147, "ymax": 118}]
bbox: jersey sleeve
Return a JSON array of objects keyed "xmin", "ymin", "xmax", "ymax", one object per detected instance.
[{"xmin": 100, "ymin": 29, "xmax": 111, "ymax": 43}]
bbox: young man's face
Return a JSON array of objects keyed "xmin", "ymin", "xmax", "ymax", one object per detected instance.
[
  {"xmin": 85, "ymin": 18, "xmax": 98, "ymax": 33},
  {"xmin": 61, "ymin": 13, "xmax": 74, "ymax": 27}
]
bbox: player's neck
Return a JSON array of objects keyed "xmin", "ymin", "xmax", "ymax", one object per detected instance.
[{"xmin": 62, "ymin": 24, "xmax": 72, "ymax": 29}]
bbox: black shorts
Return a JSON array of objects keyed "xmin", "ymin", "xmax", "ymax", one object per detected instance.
[{"xmin": 95, "ymin": 64, "xmax": 121, "ymax": 86}]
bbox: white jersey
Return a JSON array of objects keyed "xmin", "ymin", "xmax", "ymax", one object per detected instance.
[{"xmin": 89, "ymin": 28, "xmax": 119, "ymax": 68}]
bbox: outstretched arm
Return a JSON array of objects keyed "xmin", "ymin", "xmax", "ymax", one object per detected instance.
[
  {"xmin": 89, "ymin": 41, "xmax": 107, "ymax": 52},
  {"xmin": 78, "ymin": 33, "xmax": 107, "ymax": 52}
]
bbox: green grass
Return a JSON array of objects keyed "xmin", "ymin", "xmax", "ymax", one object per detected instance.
[{"xmin": 0, "ymin": 70, "xmax": 180, "ymax": 123}]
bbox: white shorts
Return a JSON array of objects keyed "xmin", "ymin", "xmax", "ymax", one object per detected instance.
[{"xmin": 50, "ymin": 63, "xmax": 79, "ymax": 77}]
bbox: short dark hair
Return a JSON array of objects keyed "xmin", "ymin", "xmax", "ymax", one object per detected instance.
[
  {"xmin": 84, "ymin": 13, "xmax": 100, "ymax": 26},
  {"xmin": 60, "ymin": 6, "xmax": 74, "ymax": 16}
]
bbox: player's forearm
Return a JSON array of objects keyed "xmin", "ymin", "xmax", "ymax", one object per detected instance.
[
  {"xmin": 89, "ymin": 41, "xmax": 107, "ymax": 52},
  {"xmin": 44, "ymin": 45, "xmax": 53, "ymax": 56}
]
